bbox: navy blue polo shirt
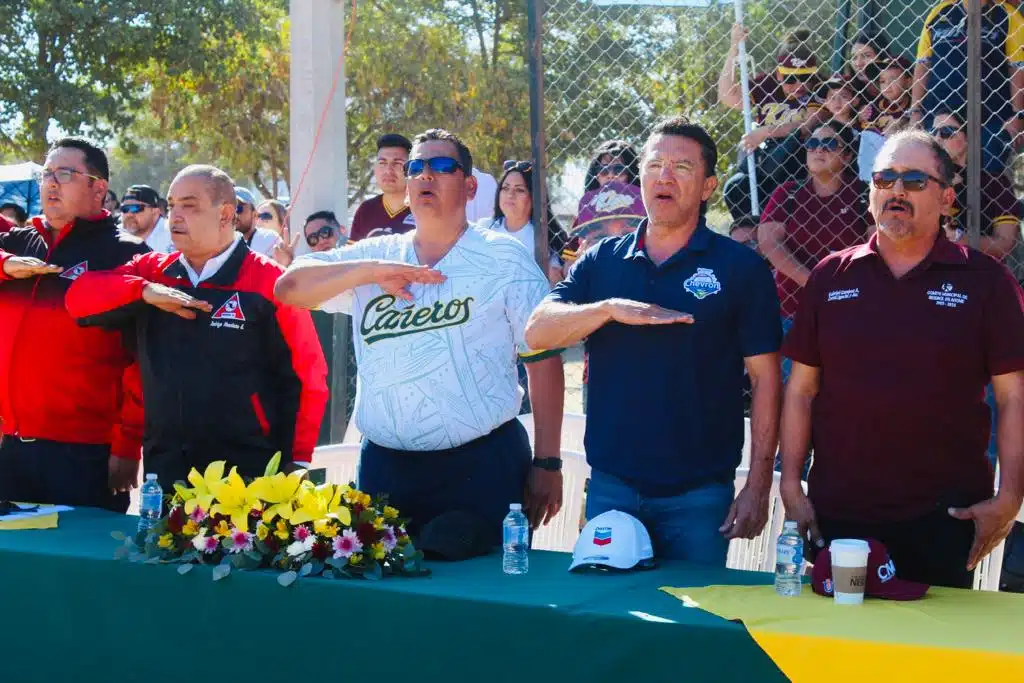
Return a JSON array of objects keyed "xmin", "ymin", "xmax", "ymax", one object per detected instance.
[{"xmin": 547, "ymin": 219, "xmax": 781, "ymax": 496}]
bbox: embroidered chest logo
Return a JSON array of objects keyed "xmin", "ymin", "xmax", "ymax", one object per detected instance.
[
  {"xmin": 683, "ymin": 268, "xmax": 722, "ymax": 300},
  {"xmin": 59, "ymin": 261, "xmax": 88, "ymax": 281},
  {"xmin": 827, "ymin": 288, "xmax": 859, "ymax": 302},
  {"xmin": 211, "ymin": 293, "xmax": 246, "ymax": 329},
  {"xmin": 592, "ymin": 527, "xmax": 612, "ymax": 546},
  {"xmin": 927, "ymin": 282, "xmax": 968, "ymax": 308},
  {"xmin": 360, "ymin": 293, "xmax": 474, "ymax": 344}
]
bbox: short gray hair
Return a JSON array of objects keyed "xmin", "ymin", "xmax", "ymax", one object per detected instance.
[
  {"xmin": 173, "ymin": 164, "xmax": 236, "ymax": 206},
  {"xmin": 875, "ymin": 130, "xmax": 956, "ymax": 185}
]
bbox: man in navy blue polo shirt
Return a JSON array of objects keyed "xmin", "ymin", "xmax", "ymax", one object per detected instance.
[{"xmin": 525, "ymin": 117, "xmax": 782, "ymax": 564}]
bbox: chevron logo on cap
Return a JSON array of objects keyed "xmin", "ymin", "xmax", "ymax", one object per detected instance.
[
  {"xmin": 593, "ymin": 527, "xmax": 612, "ymax": 546},
  {"xmin": 212, "ymin": 292, "xmax": 246, "ymax": 321}
]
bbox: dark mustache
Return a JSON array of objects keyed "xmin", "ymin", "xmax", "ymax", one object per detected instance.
[{"xmin": 883, "ymin": 199, "xmax": 913, "ymax": 215}]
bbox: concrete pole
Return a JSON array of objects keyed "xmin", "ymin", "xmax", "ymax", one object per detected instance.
[{"xmin": 290, "ymin": 0, "xmax": 351, "ymax": 444}]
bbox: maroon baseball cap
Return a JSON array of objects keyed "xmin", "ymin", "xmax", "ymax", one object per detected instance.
[{"xmin": 811, "ymin": 538, "xmax": 930, "ymax": 601}]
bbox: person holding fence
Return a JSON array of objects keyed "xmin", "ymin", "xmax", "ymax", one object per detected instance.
[
  {"xmin": 526, "ymin": 116, "xmax": 782, "ymax": 565},
  {"xmin": 780, "ymin": 131, "xmax": 1024, "ymax": 588}
]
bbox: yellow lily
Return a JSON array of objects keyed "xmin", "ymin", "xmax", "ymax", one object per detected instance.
[
  {"xmin": 210, "ymin": 467, "xmax": 261, "ymax": 529},
  {"xmin": 290, "ymin": 484, "xmax": 352, "ymax": 527},
  {"xmin": 173, "ymin": 461, "xmax": 226, "ymax": 515},
  {"xmin": 250, "ymin": 471, "xmax": 305, "ymax": 523}
]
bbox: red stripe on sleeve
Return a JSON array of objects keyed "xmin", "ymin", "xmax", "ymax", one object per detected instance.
[{"xmin": 274, "ymin": 303, "xmax": 328, "ymax": 463}]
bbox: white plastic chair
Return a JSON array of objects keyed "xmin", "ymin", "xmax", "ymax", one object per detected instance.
[
  {"xmin": 310, "ymin": 442, "xmax": 361, "ymax": 487},
  {"xmin": 341, "ymin": 416, "xmax": 362, "ymax": 444},
  {"xmin": 971, "ymin": 467, "xmax": 1023, "ymax": 592},
  {"xmin": 530, "ymin": 449, "xmax": 590, "ymax": 552},
  {"xmin": 517, "ymin": 411, "xmax": 587, "ymax": 453},
  {"xmin": 726, "ymin": 469, "xmax": 788, "ymax": 573}
]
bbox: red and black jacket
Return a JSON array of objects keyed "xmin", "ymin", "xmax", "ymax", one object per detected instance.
[
  {"xmin": 65, "ymin": 241, "xmax": 328, "ymax": 486},
  {"xmin": 0, "ymin": 213, "xmax": 148, "ymax": 458}
]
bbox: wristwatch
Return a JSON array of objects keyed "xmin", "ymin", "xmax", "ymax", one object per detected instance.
[{"xmin": 532, "ymin": 457, "xmax": 562, "ymax": 472}]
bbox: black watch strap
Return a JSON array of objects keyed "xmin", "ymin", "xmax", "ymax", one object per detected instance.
[{"xmin": 532, "ymin": 457, "xmax": 562, "ymax": 472}]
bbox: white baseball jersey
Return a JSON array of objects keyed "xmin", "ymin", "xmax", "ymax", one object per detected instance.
[{"xmin": 297, "ymin": 226, "xmax": 550, "ymax": 451}]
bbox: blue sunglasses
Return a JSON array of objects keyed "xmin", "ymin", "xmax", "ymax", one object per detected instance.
[{"xmin": 403, "ymin": 156, "xmax": 466, "ymax": 178}]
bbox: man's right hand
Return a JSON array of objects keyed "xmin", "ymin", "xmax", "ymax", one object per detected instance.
[
  {"xmin": 781, "ymin": 480, "xmax": 825, "ymax": 552},
  {"xmin": 603, "ymin": 298, "xmax": 694, "ymax": 326},
  {"xmin": 371, "ymin": 262, "xmax": 447, "ymax": 301},
  {"xmin": 2, "ymin": 256, "xmax": 63, "ymax": 279},
  {"xmin": 142, "ymin": 283, "xmax": 213, "ymax": 319}
]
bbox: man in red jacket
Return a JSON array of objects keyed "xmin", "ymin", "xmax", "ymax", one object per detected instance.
[
  {"xmin": 0, "ymin": 137, "xmax": 148, "ymax": 511},
  {"xmin": 67, "ymin": 165, "xmax": 328, "ymax": 490}
]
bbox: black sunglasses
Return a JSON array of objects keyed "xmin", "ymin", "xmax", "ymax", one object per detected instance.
[
  {"xmin": 257, "ymin": 211, "xmax": 275, "ymax": 221},
  {"xmin": 503, "ymin": 160, "xmax": 534, "ymax": 173},
  {"xmin": 806, "ymin": 137, "xmax": 841, "ymax": 152},
  {"xmin": 783, "ymin": 74, "xmax": 812, "ymax": 84},
  {"xmin": 120, "ymin": 204, "xmax": 152, "ymax": 214},
  {"xmin": 931, "ymin": 126, "xmax": 962, "ymax": 140},
  {"xmin": 597, "ymin": 163, "xmax": 627, "ymax": 176},
  {"xmin": 403, "ymin": 156, "xmax": 465, "ymax": 177},
  {"xmin": 236, "ymin": 203, "xmax": 251, "ymax": 215},
  {"xmin": 871, "ymin": 169, "xmax": 948, "ymax": 192},
  {"xmin": 306, "ymin": 224, "xmax": 336, "ymax": 247}
]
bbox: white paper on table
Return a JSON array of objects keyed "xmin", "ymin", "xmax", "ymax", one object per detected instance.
[{"xmin": 858, "ymin": 130, "xmax": 886, "ymax": 182}]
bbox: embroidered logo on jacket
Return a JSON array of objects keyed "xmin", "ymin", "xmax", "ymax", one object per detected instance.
[
  {"xmin": 59, "ymin": 261, "xmax": 88, "ymax": 281},
  {"xmin": 212, "ymin": 293, "xmax": 246, "ymax": 321}
]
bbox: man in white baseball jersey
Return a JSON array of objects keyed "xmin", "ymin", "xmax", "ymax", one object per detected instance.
[{"xmin": 276, "ymin": 128, "xmax": 565, "ymax": 540}]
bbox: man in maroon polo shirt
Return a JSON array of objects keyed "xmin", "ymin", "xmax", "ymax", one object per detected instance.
[{"xmin": 780, "ymin": 130, "xmax": 1024, "ymax": 588}]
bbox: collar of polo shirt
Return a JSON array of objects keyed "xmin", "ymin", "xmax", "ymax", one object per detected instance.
[
  {"xmin": 625, "ymin": 218, "xmax": 714, "ymax": 263},
  {"xmin": 849, "ymin": 231, "xmax": 967, "ymax": 269}
]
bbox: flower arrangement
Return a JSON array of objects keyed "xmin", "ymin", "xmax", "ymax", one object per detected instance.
[{"xmin": 113, "ymin": 454, "xmax": 427, "ymax": 585}]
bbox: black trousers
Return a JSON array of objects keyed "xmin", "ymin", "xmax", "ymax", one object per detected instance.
[
  {"xmin": 359, "ymin": 420, "xmax": 532, "ymax": 544},
  {"xmin": 0, "ymin": 437, "xmax": 128, "ymax": 513},
  {"xmin": 811, "ymin": 503, "xmax": 978, "ymax": 589}
]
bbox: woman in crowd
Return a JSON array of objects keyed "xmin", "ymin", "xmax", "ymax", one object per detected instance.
[
  {"xmin": 582, "ymin": 140, "xmax": 640, "ymax": 193},
  {"xmin": 846, "ymin": 30, "xmax": 890, "ymax": 104},
  {"xmin": 809, "ymin": 76, "xmax": 864, "ymax": 136},
  {"xmin": 255, "ymin": 198, "xmax": 288, "ymax": 237}
]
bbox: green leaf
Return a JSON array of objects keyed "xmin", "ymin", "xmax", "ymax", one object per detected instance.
[
  {"xmin": 111, "ymin": 530, "xmax": 126, "ymax": 541},
  {"xmin": 212, "ymin": 564, "xmax": 231, "ymax": 581},
  {"xmin": 264, "ymin": 452, "xmax": 282, "ymax": 477},
  {"xmin": 278, "ymin": 570, "xmax": 298, "ymax": 587},
  {"xmin": 177, "ymin": 563, "xmax": 195, "ymax": 576},
  {"xmin": 245, "ymin": 550, "xmax": 262, "ymax": 562},
  {"xmin": 299, "ymin": 562, "xmax": 313, "ymax": 577}
]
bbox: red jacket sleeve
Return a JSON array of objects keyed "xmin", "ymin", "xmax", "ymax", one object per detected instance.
[
  {"xmin": 110, "ymin": 360, "xmax": 144, "ymax": 460},
  {"xmin": 275, "ymin": 303, "xmax": 328, "ymax": 463},
  {"xmin": 65, "ymin": 255, "xmax": 148, "ymax": 322}
]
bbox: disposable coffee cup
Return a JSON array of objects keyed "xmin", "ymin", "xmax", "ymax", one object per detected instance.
[{"xmin": 830, "ymin": 539, "xmax": 870, "ymax": 605}]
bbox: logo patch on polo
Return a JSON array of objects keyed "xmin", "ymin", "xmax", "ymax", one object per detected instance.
[
  {"xmin": 927, "ymin": 283, "xmax": 967, "ymax": 308},
  {"xmin": 593, "ymin": 527, "xmax": 612, "ymax": 546},
  {"xmin": 683, "ymin": 268, "xmax": 721, "ymax": 299},
  {"xmin": 212, "ymin": 293, "xmax": 246, "ymax": 321},
  {"xmin": 827, "ymin": 288, "xmax": 859, "ymax": 302},
  {"xmin": 59, "ymin": 261, "xmax": 88, "ymax": 281}
]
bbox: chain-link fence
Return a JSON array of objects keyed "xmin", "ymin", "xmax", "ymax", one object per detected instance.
[{"xmin": 537, "ymin": 0, "xmax": 1024, "ymax": 323}]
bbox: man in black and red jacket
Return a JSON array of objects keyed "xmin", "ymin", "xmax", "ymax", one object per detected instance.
[
  {"xmin": 0, "ymin": 137, "xmax": 148, "ymax": 511},
  {"xmin": 67, "ymin": 164, "xmax": 328, "ymax": 490}
]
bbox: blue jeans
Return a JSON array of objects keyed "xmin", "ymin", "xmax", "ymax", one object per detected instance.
[{"xmin": 585, "ymin": 470, "xmax": 734, "ymax": 565}]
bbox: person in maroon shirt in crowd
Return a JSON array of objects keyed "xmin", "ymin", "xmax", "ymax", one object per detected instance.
[
  {"xmin": 780, "ymin": 131, "xmax": 1024, "ymax": 588},
  {"xmin": 0, "ymin": 202, "xmax": 28, "ymax": 229},
  {"xmin": 860, "ymin": 56, "xmax": 913, "ymax": 135},
  {"xmin": 0, "ymin": 138, "xmax": 147, "ymax": 511},
  {"xmin": 349, "ymin": 134, "xmax": 415, "ymax": 241},
  {"xmin": 759, "ymin": 123, "xmax": 872, "ymax": 323},
  {"xmin": 930, "ymin": 107, "xmax": 1021, "ymax": 262}
]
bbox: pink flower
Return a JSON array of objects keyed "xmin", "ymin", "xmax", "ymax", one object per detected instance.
[
  {"xmin": 332, "ymin": 529, "xmax": 363, "ymax": 559},
  {"xmin": 229, "ymin": 528, "xmax": 253, "ymax": 554},
  {"xmin": 381, "ymin": 526, "xmax": 398, "ymax": 552},
  {"xmin": 192, "ymin": 531, "xmax": 219, "ymax": 554},
  {"xmin": 189, "ymin": 507, "xmax": 208, "ymax": 523},
  {"xmin": 293, "ymin": 525, "xmax": 312, "ymax": 543}
]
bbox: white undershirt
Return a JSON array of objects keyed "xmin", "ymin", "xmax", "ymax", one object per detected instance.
[{"xmin": 180, "ymin": 234, "xmax": 242, "ymax": 286}]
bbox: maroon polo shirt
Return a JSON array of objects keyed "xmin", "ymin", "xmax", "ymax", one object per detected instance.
[
  {"xmin": 349, "ymin": 194, "xmax": 415, "ymax": 241},
  {"xmin": 761, "ymin": 178, "xmax": 872, "ymax": 318},
  {"xmin": 783, "ymin": 233, "xmax": 1024, "ymax": 523}
]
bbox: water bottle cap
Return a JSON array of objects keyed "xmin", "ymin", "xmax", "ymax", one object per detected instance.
[
  {"xmin": 783, "ymin": 520, "xmax": 799, "ymax": 530},
  {"xmin": 509, "ymin": 503, "xmax": 522, "ymax": 511},
  {"xmin": 145, "ymin": 473, "xmax": 158, "ymax": 482}
]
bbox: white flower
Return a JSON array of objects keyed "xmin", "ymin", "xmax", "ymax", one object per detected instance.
[{"xmin": 286, "ymin": 535, "xmax": 316, "ymax": 557}]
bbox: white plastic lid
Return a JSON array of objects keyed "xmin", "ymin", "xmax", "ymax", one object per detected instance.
[
  {"xmin": 509, "ymin": 503, "xmax": 522, "ymax": 511},
  {"xmin": 145, "ymin": 473, "xmax": 158, "ymax": 481},
  {"xmin": 783, "ymin": 520, "xmax": 799, "ymax": 530}
]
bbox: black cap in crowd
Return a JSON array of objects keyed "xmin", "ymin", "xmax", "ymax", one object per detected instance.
[{"xmin": 121, "ymin": 184, "xmax": 161, "ymax": 207}]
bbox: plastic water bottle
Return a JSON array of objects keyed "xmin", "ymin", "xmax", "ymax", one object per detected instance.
[
  {"xmin": 502, "ymin": 503, "xmax": 529, "ymax": 575},
  {"xmin": 137, "ymin": 473, "xmax": 163, "ymax": 536},
  {"xmin": 775, "ymin": 520, "xmax": 804, "ymax": 597}
]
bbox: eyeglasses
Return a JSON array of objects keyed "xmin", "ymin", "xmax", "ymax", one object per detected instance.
[
  {"xmin": 806, "ymin": 137, "xmax": 841, "ymax": 152},
  {"xmin": 597, "ymin": 163, "xmax": 628, "ymax": 176},
  {"xmin": 306, "ymin": 224, "xmax": 336, "ymax": 247},
  {"xmin": 931, "ymin": 126, "xmax": 962, "ymax": 140},
  {"xmin": 503, "ymin": 160, "xmax": 534, "ymax": 173},
  {"xmin": 120, "ymin": 204, "xmax": 152, "ymax": 214},
  {"xmin": 257, "ymin": 211, "xmax": 275, "ymax": 221},
  {"xmin": 403, "ymin": 156, "xmax": 466, "ymax": 177},
  {"xmin": 871, "ymin": 169, "xmax": 948, "ymax": 192},
  {"xmin": 34, "ymin": 168, "xmax": 102, "ymax": 185}
]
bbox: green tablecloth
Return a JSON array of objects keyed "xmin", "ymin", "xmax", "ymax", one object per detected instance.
[{"xmin": 0, "ymin": 510, "xmax": 787, "ymax": 683}]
